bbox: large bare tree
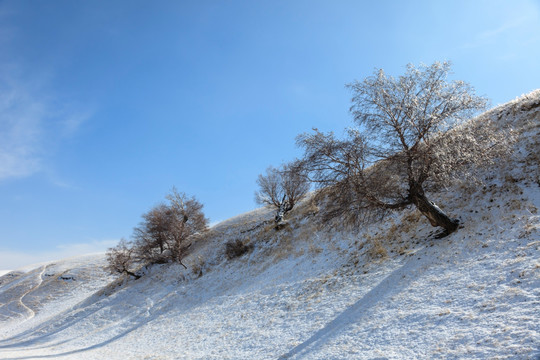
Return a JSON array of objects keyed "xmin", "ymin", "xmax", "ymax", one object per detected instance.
[
  {"xmin": 298, "ymin": 61, "xmax": 512, "ymax": 234},
  {"xmin": 165, "ymin": 187, "xmax": 208, "ymax": 266},
  {"xmin": 134, "ymin": 188, "xmax": 208, "ymax": 268}
]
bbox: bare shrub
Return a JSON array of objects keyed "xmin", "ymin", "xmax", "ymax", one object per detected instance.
[{"xmin": 225, "ymin": 239, "xmax": 253, "ymax": 260}]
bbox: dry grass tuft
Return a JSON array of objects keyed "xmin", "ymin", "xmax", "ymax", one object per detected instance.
[
  {"xmin": 365, "ymin": 234, "xmax": 388, "ymax": 260},
  {"xmin": 191, "ymin": 256, "xmax": 205, "ymax": 277}
]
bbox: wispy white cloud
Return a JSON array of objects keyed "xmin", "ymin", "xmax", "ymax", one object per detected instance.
[
  {"xmin": 0, "ymin": 239, "xmax": 118, "ymax": 272},
  {"xmin": 0, "ymin": 1, "xmax": 92, "ymax": 182},
  {"xmin": 476, "ymin": 19, "xmax": 524, "ymax": 42},
  {"xmin": 0, "ymin": 67, "xmax": 91, "ymax": 181},
  {"xmin": 464, "ymin": 1, "xmax": 540, "ymax": 50},
  {"xmin": 0, "ymin": 71, "xmax": 46, "ymax": 179}
]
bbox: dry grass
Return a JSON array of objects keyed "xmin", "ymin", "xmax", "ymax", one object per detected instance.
[
  {"xmin": 293, "ymin": 194, "xmax": 320, "ymax": 219},
  {"xmin": 366, "ymin": 236, "xmax": 388, "ymax": 260}
]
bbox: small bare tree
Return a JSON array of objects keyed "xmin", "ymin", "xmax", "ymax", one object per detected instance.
[
  {"xmin": 255, "ymin": 161, "xmax": 310, "ymax": 223},
  {"xmin": 298, "ymin": 61, "xmax": 513, "ymax": 235},
  {"xmin": 107, "ymin": 188, "xmax": 208, "ymax": 277},
  {"xmin": 106, "ymin": 238, "xmax": 140, "ymax": 279}
]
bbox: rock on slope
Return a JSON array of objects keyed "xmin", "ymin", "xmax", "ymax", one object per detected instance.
[{"xmin": 0, "ymin": 91, "xmax": 539, "ymax": 359}]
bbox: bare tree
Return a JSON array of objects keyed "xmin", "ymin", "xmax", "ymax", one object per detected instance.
[
  {"xmin": 298, "ymin": 61, "xmax": 512, "ymax": 235},
  {"xmin": 255, "ymin": 161, "xmax": 310, "ymax": 223},
  {"xmin": 297, "ymin": 129, "xmax": 394, "ymax": 224},
  {"xmin": 133, "ymin": 188, "xmax": 208, "ymax": 268},
  {"xmin": 105, "ymin": 239, "xmax": 140, "ymax": 279},
  {"xmin": 107, "ymin": 188, "xmax": 208, "ymax": 277},
  {"xmin": 166, "ymin": 187, "xmax": 209, "ymax": 267},
  {"xmin": 133, "ymin": 203, "xmax": 176, "ymax": 265}
]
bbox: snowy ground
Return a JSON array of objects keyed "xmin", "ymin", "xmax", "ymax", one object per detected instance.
[{"xmin": 0, "ymin": 92, "xmax": 539, "ymax": 359}]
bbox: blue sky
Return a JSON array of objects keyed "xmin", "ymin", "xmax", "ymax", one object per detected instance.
[{"xmin": 1, "ymin": 0, "xmax": 539, "ymax": 270}]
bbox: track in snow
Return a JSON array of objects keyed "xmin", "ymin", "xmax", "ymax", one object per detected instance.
[{"xmin": 17, "ymin": 265, "xmax": 47, "ymax": 320}]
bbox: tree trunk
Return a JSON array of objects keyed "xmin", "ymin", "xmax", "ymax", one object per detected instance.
[
  {"xmin": 274, "ymin": 195, "xmax": 288, "ymax": 223},
  {"xmin": 274, "ymin": 205, "xmax": 285, "ymax": 223},
  {"xmin": 409, "ymin": 183, "xmax": 459, "ymax": 234},
  {"xmin": 124, "ymin": 270, "xmax": 141, "ymax": 280}
]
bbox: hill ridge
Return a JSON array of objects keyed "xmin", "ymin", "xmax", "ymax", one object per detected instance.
[{"xmin": 1, "ymin": 91, "xmax": 539, "ymax": 359}]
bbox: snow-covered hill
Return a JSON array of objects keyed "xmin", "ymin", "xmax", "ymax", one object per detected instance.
[{"xmin": 1, "ymin": 91, "xmax": 539, "ymax": 359}]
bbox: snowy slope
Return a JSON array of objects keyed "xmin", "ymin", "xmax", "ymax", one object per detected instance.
[{"xmin": 0, "ymin": 91, "xmax": 539, "ymax": 359}]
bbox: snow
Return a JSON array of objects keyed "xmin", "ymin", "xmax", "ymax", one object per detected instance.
[{"xmin": 0, "ymin": 91, "xmax": 539, "ymax": 359}]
